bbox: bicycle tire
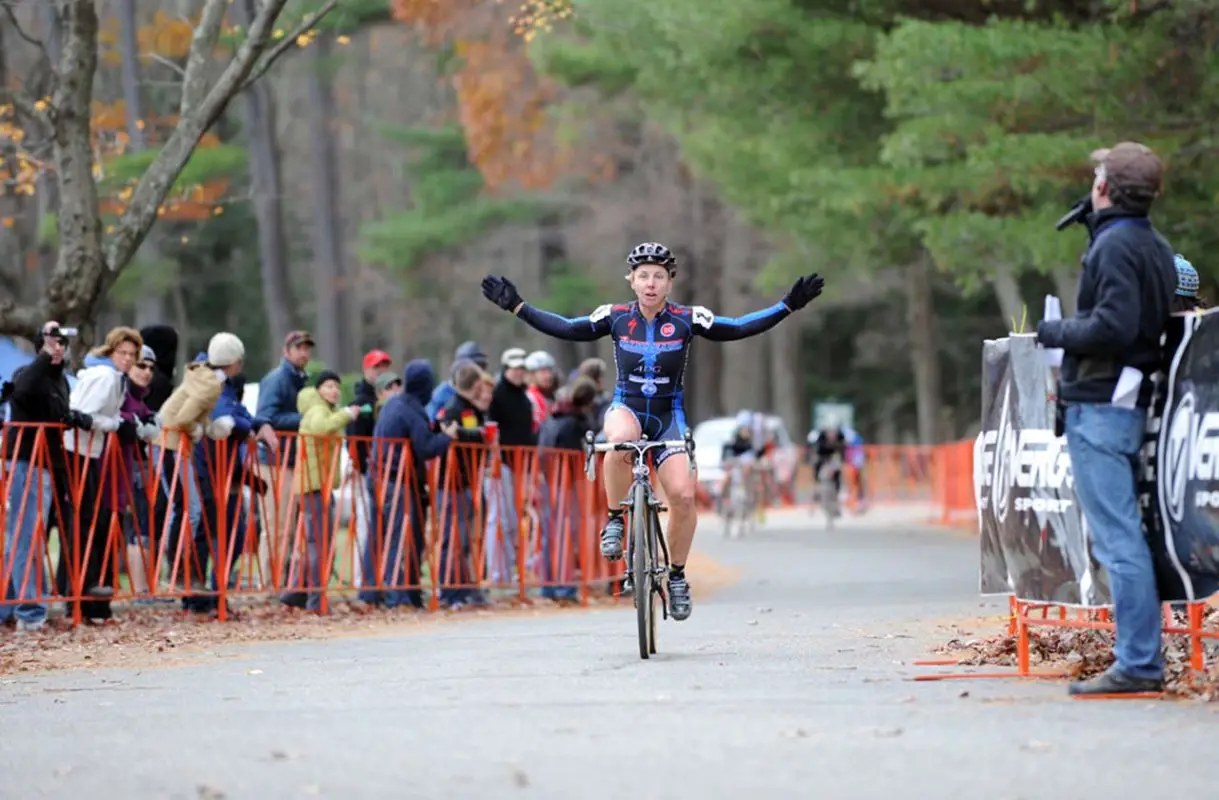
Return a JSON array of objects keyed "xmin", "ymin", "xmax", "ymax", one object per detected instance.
[
  {"xmin": 647, "ymin": 504, "xmax": 660, "ymax": 655},
  {"xmin": 633, "ymin": 482, "xmax": 651, "ymax": 660}
]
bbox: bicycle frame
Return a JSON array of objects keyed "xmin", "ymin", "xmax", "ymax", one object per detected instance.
[{"xmin": 583, "ymin": 429, "xmax": 695, "ymax": 659}]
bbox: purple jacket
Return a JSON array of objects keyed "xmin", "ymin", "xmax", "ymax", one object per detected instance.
[{"xmin": 113, "ymin": 385, "xmax": 154, "ymax": 510}]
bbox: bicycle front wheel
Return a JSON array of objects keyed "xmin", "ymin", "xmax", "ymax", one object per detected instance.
[{"xmin": 633, "ymin": 482, "xmax": 652, "ymax": 660}]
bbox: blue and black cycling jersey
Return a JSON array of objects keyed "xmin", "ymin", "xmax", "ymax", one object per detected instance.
[{"xmin": 516, "ymin": 300, "xmax": 791, "ymax": 459}]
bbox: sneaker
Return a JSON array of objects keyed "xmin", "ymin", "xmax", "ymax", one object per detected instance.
[
  {"xmin": 15, "ymin": 618, "xmax": 46, "ymax": 633},
  {"xmin": 600, "ymin": 514, "xmax": 625, "ymax": 561},
  {"xmin": 668, "ymin": 574, "xmax": 692, "ymax": 621},
  {"xmin": 1068, "ymin": 666, "xmax": 1163, "ymax": 696}
]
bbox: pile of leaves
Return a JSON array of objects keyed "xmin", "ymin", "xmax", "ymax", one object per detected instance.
[
  {"xmin": 932, "ymin": 605, "xmax": 1219, "ymax": 700},
  {"xmin": 0, "ymin": 593, "xmax": 616, "ymax": 676}
]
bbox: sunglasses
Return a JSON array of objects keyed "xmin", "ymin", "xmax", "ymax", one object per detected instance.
[{"xmin": 133, "ymin": 362, "xmax": 154, "ymax": 371}]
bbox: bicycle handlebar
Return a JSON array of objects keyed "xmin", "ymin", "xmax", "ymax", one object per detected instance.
[{"xmin": 582, "ymin": 429, "xmax": 696, "ymax": 482}]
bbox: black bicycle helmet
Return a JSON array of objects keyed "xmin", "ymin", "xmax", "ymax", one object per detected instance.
[{"xmin": 627, "ymin": 241, "xmax": 676, "ymax": 271}]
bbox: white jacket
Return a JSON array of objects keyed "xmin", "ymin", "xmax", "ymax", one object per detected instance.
[{"xmin": 63, "ymin": 360, "xmax": 127, "ymax": 459}]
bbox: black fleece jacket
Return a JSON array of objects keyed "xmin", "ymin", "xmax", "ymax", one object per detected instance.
[{"xmin": 1036, "ymin": 206, "xmax": 1176, "ymax": 407}]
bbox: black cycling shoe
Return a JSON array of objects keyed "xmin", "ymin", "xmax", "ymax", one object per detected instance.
[
  {"xmin": 668, "ymin": 574, "xmax": 692, "ymax": 621},
  {"xmin": 600, "ymin": 514, "xmax": 625, "ymax": 560}
]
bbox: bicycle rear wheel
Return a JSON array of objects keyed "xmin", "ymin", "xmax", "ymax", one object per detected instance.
[{"xmin": 633, "ymin": 482, "xmax": 652, "ymax": 660}]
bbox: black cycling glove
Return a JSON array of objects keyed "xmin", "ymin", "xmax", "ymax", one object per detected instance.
[
  {"xmin": 481, "ymin": 275, "xmax": 523, "ymax": 312},
  {"xmin": 64, "ymin": 409, "xmax": 93, "ymax": 430},
  {"xmin": 782, "ymin": 273, "xmax": 825, "ymax": 311}
]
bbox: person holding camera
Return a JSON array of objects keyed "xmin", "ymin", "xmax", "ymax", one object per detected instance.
[
  {"xmin": 1035, "ymin": 142, "xmax": 1177, "ymax": 696},
  {"xmin": 0, "ymin": 322, "xmax": 79, "ymax": 630}
]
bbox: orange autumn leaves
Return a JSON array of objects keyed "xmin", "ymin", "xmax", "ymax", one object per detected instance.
[{"xmin": 392, "ymin": 0, "xmax": 589, "ymax": 192}]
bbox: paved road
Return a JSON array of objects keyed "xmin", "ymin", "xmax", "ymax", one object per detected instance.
[{"xmin": 2, "ymin": 510, "xmax": 1214, "ymax": 799}]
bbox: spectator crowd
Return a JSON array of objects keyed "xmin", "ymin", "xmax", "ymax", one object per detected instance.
[{"xmin": 0, "ymin": 322, "xmax": 616, "ymax": 630}]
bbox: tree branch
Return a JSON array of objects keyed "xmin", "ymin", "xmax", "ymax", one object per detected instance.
[
  {"xmin": 145, "ymin": 52, "xmax": 187, "ymax": 77},
  {"xmin": 239, "ymin": 0, "xmax": 340, "ymax": 93},
  {"xmin": 179, "ymin": 0, "xmax": 227, "ymax": 118},
  {"xmin": 2, "ymin": 2, "xmax": 44, "ymax": 51},
  {"xmin": 104, "ymin": 0, "xmax": 303, "ymax": 273}
]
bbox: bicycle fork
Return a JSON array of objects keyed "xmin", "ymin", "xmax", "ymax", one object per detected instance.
[{"xmin": 621, "ymin": 495, "xmax": 672, "ymax": 619}]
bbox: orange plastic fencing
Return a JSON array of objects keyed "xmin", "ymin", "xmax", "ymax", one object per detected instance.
[
  {"xmin": 0, "ymin": 424, "xmax": 632, "ymax": 625},
  {"xmin": 0, "ymin": 424, "xmax": 984, "ymax": 627}
]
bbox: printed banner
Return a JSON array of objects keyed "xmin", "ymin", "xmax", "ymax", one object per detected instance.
[{"xmin": 975, "ymin": 312, "xmax": 1219, "ymax": 607}]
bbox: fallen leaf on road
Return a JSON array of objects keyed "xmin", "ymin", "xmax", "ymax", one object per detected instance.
[
  {"xmin": 197, "ymin": 784, "xmax": 226, "ymax": 800},
  {"xmin": 246, "ymin": 669, "xmax": 263, "ymax": 675},
  {"xmin": 959, "ymin": 691, "xmax": 970, "ymax": 698},
  {"xmin": 781, "ymin": 728, "xmax": 809, "ymax": 739},
  {"xmin": 872, "ymin": 727, "xmax": 903, "ymax": 738},
  {"xmin": 1020, "ymin": 740, "xmax": 1052, "ymax": 752},
  {"xmin": 512, "ymin": 769, "xmax": 529, "ymax": 788},
  {"xmin": 746, "ymin": 620, "xmax": 759, "ymax": 626}
]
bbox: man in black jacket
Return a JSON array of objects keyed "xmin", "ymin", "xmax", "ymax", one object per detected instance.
[
  {"xmin": 486, "ymin": 347, "xmax": 535, "ymax": 586},
  {"xmin": 0, "ymin": 322, "xmax": 81, "ymax": 630},
  {"xmin": 1036, "ymin": 141, "xmax": 1176, "ymax": 696}
]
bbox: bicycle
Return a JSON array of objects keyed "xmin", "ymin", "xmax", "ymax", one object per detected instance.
[
  {"xmin": 584, "ymin": 428, "xmax": 695, "ymax": 660},
  {"xmin": 817, "ymin": 456, "xmax": 843, "ymax": 530},
  {"xmin": 721, "ymin": 460, "xmax": 758, "ymax": 540}
]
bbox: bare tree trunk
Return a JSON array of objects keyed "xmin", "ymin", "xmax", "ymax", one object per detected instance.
[
  {"xmin": 991, "ymin": 263, "xmax": 1026, "ymax": 333},
  {"xmin": 117, "ymin": 0, "xmax": 167, "ymax": 327},
  {"xmin": 304, "ymin": 35, "xmax": 352, "ymax": 369},
  {"xmin": 688, "ymin": 188, "xmax": 723, "ymax": 423},
  {"xmin": 906, "ymin": 251, "xmax": 944, "ymax": 444},
  {"xmin": 233, "ymin": 0, "xmax": 295, "ymax": 360}
]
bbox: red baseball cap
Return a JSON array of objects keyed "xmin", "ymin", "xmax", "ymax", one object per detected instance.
[{"xmin": 362, "ymin": 349, "xmax": 392, "ymax": 370}]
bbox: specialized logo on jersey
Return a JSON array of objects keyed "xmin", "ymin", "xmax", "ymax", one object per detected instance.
[
  {"xmin": 627, "ymin": 317, "xmax": 638, "ymax": 337},
  {"xmin": 691, "ymin": 306, "xmax": 714, "ymax": 330},
  {"xmin": 589, "ymin": 304, "xmax": 613, "ymax": 323},
  {"xmin": 660, "ymin": 322, "xmax": 675, "ymax": 337}
]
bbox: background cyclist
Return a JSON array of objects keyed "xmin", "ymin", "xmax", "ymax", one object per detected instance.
[{"xmin": 480, "ymin": 242, "xmax": 824, "ymax": 622}]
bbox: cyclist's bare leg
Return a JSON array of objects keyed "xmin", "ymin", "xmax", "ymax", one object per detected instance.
[
  {"xmin": 599, "ymin": 407, "xmax": 641, "ymax": 560},
  {"xmin": 656, "ymin": 453, "xmax": 697, "ymax": 620}
]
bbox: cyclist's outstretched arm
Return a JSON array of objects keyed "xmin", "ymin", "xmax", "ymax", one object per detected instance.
[
  {"xmin": 689, "ymin": 273, "xmax": 825, "ymax": 342},
  {"xmin": 483, "ymin": 274, "xmax": 612, "ymax": 342},
  {"xmin": 512, "ymin": 302, "xmax": 613, "ymax": 342},
  {"xmin": 689, "ymin": 302, "xmax": 792, "ymax": 342}
]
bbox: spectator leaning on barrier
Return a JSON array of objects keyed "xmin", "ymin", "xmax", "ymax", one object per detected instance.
[
  {"xmin": 59, "ymin": 326, "xmax": 143, "ymax": 622},
  {"xmin": 117, "ymin": 345, "xmax": 164, "ymax": 603},
  {"xmin": 282, "ymin": 371, "xmax": 362, "ymax": 611},
  {"xmin": 536, "ymin": 376, "xmax": 599, "ymax": 602},
  {"xmin": 0, "ymin": 321, "xmax": 74, "ymax": 631},
  {"xmin": 158, "ymin": 334, "xmax": 230, "ymax": 589},
  {"xmin": 255, "ymin": 330, "xmax": 313, "ymax": 583},
  {"xmin": 362, "ymin": 359, "xmax": 458, "ymax": 609},
  {"xmin": 427, "ymin": 340, "xmax": 488, "ymax": 421},
  {"xmin": 187, "ymin": 336, "xmax": 277, "ymax": 614},
  {"xmin": 435, "ymin": 362, "xmax": 494, "ymax": 609},
  {"xmin": 346, "ymin": 350, "xmax": 391, "ymax": 588},
  {"xmin": 1035, "ymin": 141, "xmax": 1177, "ymax": 697}
]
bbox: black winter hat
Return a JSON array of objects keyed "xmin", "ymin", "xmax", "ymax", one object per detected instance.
[{"xmin": 315, "ymin": 370, "xmax": 342, "ymax": 390}]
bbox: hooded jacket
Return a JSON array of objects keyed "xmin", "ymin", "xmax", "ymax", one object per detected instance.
[
  {"xmin": 426, "ymin": 341, "xmax": 486, "ymax": 421},
  {"xmin": 193, "ymin": 374, "xmax": 270, "ymax": 502},
  {"xmin": 160, "ymin": 361, "xmax": 225, "ymax": 452},
  {"xmin": 372, "ymin": 359, "xmax": 452, "ymax": 506},
  {"xmin": 346, "ymin": 378, "xmax": 378, "ymax": 473},
  {"xmin": 139, "ymin": 325, "xmax": 179, "ymax": 412},
  {"xmin": 64, "ymin": 354, "xmax": 127, "ymax": 459},
  {"xmin": 296, "ymin": 387, "xmax": 356, "ymax": 494}
]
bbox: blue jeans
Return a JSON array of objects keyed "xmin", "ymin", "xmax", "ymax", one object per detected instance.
[
  {"xmin": 1065, "ymin": 403, "xmax": 1163, "ymax": 679},
  {"xmin": 359, "ymin": 476, "xmax": 425, "ymax": 608},
  {"xmin": 162, "ymin": 450, "xmax": 202, "ymax": 579},
  {"xmin": 1, "ymin": 461, "xmax": 54, "ymax": 624},
  {"xmin": 438, "ymin": 489, "xmax": 483, "ymax": 606},
  {"xmin": 281, "ymin": 491, "xmax": 332, "ymax": 612}
]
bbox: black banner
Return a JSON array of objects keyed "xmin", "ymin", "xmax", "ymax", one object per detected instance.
[{"xmin": 975, "ymin": 312, "xmax": 1219, "ymax": 606}]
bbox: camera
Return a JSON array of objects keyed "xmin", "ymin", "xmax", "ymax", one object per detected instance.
[{"xmin": 47, "ymin": 326, "xmax": 76, "ymax": 340}]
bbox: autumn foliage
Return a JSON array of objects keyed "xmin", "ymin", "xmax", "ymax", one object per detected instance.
[{"xmin": 391, "ymin": 0, "xmax": 583, "ymax": 191}]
